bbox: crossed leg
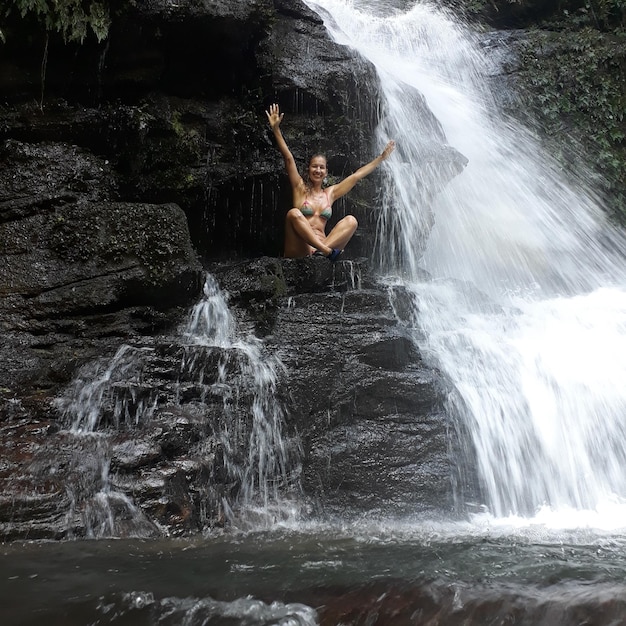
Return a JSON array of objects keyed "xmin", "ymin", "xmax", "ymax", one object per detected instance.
[
  {"xmin": 324, "ymin": 214, "xmax": 358, "ymax": 251},
  {"xmin": 283, "ymin": 208, "xmax": 358, "ymax": 258}
]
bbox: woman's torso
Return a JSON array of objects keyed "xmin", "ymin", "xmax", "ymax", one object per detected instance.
[{"xmin": 294, "ymin": 186, "xmax": 333, "ymax": 234}]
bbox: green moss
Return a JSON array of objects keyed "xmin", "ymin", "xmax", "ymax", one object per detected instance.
[
  {"xmin": 169, "ymin": 111, "xmax": 203, "ymax": 176},
  {"xmin": 170, "ymin": 111, "xmax": 185, "ymax": 138},
  {"xmin": 258, "ymin": 272, "xmax": 287, "ymax": 299},
  {"xmin": 516, "ymin": 28, "xmax": 626, "ymax": 220},
  {"xmin": 245, "ymin": 264, "xmax": 287, "ymax": 335}
]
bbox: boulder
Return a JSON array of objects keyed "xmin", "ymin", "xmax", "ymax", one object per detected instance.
[{"xmin": 0, "ymin": 0, "xmax": 462, "ymax": 538}]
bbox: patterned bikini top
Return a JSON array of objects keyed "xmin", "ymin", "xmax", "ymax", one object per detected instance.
[{"xmin": 300, "ymin": 189, "xmax": 332, "ymax": 220}]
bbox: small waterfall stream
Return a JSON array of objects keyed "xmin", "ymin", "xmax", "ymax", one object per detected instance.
[
  {"xmin": 54, "ymin": 345, "xmax": 160, "ymax": 537},
  {"xmin": 179, "ymin": 275, "xmax": 300, "ymax": 525},
  {"xmin": 306, "ymin": 0, "xmax": 626, "ymax": 526},
  {"xmin": 55, "ymin": 274, "xmax": 299, "ymax": 536}
]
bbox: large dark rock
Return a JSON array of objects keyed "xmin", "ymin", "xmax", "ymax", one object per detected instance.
[
  {"xmin": 0, "ymin": 258, "xmax": 453, "ymax": 539},
  {"xmin": 214, "ymin": 258, "xmax": 453, "ymax": 520},
  {"xmin": 0, "ymin": 0, "xmax": 463, "ymax": 539},
  {"xmin": 0, "ymin": 138, "xmax": 203, "ymax": 397}
]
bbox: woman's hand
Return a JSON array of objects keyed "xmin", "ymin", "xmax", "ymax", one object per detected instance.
[
  {"xmin": 265, "ymin": 103, "xmax": 284, "ymax": 130},
  {"xmin": 380, "ymin": 140, "xmax": 396, "ymax": 160}
]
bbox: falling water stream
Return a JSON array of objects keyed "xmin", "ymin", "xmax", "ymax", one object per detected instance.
[
  {"xmin": 179, "ymin": 276, "xmax": 300, "ymax": 524},
  {"xmin": 305, "ymin": 0, "xmax": 626, "ymax": 526},
  {"xmin": 5, "ymin": 1, "xmax": 626, "ymax": 624},
  {"xmin": 53, "ymin": 275, "xmax": 299, "ymax": 537}
]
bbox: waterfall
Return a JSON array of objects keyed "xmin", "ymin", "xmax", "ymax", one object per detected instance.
[
  {"xmin": 180, "ymin": 275, "xmax": 301, "ymax": 526},
  {"xmin": 55, "ymin": 274, "xmax": 299, "ymax": 536},
  {"xmin": 307, "ymin": 0, "xmax": 626, "ymax": 526},
  {"xmin": 55, "ymin": 346, "xmax": 159, "ymax": 538}
]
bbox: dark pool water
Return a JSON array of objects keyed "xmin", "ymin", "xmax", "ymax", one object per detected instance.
[{"xmin": 3, "ymin": 521, "xmax": 626, "ymax": 625}]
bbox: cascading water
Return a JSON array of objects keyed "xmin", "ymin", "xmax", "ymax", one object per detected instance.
[
  {"xmin": 306, "ymin": 0, "xmax": 626, "ymax": 526},
  {"xmin": 55, "ymin": 345, "xmax": 159, "ymax": 538},
  {"xmin": 179, "ymin": 275, "xmax": 301, "ymax": 526},
  {"xmin": 54, "ymin": 274, "xmax": 299, "ymax": 535}
]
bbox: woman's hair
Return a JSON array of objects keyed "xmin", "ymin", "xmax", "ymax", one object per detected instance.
[{"xmin": 308, "ymin": 153, "xmax": 327, "ymax": 165}]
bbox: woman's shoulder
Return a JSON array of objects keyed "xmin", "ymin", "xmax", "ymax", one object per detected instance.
[{"xmin": 324, "ymin": 184, "xmax": 337, "ymax": 203}]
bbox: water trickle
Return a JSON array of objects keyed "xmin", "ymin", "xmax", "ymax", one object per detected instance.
[
  {"xmin": 344, "ymin": 260, "xmax": 363, "ymax": 290},
  {"xmin": 308, "ymin": 0, "xmax": 626, "ymax": 526},
  {"xmin": 55, "ymin": 346, "xmax": 158, "ymax": 538},
  {"xmin": 58, "ymin": 345, "xmax": 158, "ymax": 433},
  {"xmin": 55, "ymin": 274, "xmax": 300, "ymax": 535},
  {"xmin": 180, "ymin": 275, "xmax": 301, "ymax": 527}
]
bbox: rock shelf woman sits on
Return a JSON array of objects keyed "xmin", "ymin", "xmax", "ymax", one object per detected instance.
[{"xmin": 266, "ymin": 103, "xmax": 395, "ymax": 261}]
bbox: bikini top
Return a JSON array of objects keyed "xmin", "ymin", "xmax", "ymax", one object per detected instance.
[{"xmin": 300, "ymin": 189, "xmax": 332, "ymax": 220}]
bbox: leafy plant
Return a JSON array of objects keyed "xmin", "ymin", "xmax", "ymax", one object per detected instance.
[
  {"xmin": 516, "ymin": 28, "xmax": 626, "ymax": 220},
  {"xmin": 2, "ymin": 1, "xmax": 118, "ymax": 108},
  {"xmin": 3, "ymin": 0, "xmax": 112, "ymax": 43}
]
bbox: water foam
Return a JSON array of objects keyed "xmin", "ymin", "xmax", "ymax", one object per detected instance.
[{"xmin": 306, "ymin": 0, "xmax": 626, "ymax": 527}]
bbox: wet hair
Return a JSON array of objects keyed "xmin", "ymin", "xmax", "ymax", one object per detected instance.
[{"xmin": 308, "ymin": 153, "xmax": 327, "ymax": 166}]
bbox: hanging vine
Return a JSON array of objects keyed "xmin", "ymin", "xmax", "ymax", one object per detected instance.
[
  {"xmin": 2, "ymin": 1, "xmax": 112, "ymax": 43},
  {"xmin": 1, "ymin": 1, "xmax": 119, "ymax": 108}
]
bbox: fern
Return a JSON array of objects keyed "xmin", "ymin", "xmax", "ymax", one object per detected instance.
[{"xmin": 4, "ymin": 0, "xmax": 112, "ymax": 43}]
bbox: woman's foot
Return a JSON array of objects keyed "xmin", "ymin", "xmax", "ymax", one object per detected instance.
[
  {"xmin": 314, "ymin": 248, "xmax": 343, "ymax": 262},
  {"xmin": 327, "ymin": 248, "xmax": 343, "ymax": 262}
]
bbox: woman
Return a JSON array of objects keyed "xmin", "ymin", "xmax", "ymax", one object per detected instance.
[{"xmin": 266, "ymin": 103, "xmax": 396, "ymax": 260}]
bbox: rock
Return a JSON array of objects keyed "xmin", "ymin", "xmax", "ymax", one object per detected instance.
[
  {"xmin": 0, "ymin": 0, "xmax": 463, "ymax": 538},
  {"xmin": 310, "ymin": 579, "xmax": 626, "ymax": 626},
  {"xmin": 257, "ymin": 265, "xmax": 452, "ymax": 519},
  {"xmin": 0, "ymin": 258, "xmax": 453, "ymax": 539}
]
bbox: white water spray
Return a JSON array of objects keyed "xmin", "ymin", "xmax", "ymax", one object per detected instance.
[
  {"xmin": 181, "ymin": 275, "xmax": 301, "ymax": 526},
  {"xmin": 55, "ymin": 275, "xmax": 300, "ymax": 535},
  {"xmin": 56, "ymin": 346, "xmax": 158, "ymax": 538},
  {"xmin": 307, "ymin": 0, "xmax": 626, "ymax": 527}
]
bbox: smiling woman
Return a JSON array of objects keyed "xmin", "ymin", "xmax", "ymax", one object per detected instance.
[{"xmin": 265, "ymin": 103, "xmax": 395, "ymax": 260}]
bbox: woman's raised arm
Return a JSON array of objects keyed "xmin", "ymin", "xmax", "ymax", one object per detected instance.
[
  {"xmin": 266, "ymin": 104, "xmax": 303, "ymax": 190},
  {"xmin": 328, "ymin": 140, "xmax": 396, "ymax": 202}
]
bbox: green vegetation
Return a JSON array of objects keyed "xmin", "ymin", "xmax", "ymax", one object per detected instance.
[
  {"xmin": 451, "ymin": 0, "xmax": 626, "ymax": 30},
  {"xmin": 1, "ymin": 0, "xmax": 114, "ymax": 44},
  {"xmin": 562, "ymin": 0, "xmax": 626, "ymax": 30},
  {"xmin": 1, "ymin": 1, "xmax": 119, "ymax": 107},
  {"xmin": 516, "ymin": 28, "xmax": 626, "ymax": 220}
]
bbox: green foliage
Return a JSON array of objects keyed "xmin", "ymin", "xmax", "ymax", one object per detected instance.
[
  {"xmin": 584, "ymin": 0, "xmax": 626, "ymax": 29},
  {"xmin": 516, "ymin": 28, "xmax": 626, "ymax": 219},
  {"xmin": 4, "ymin": 0, "xmax": 112, "ymax": 43},
  {"xmin": 447, "ymin": 0, "xmax": 626, "ymax": 31}
]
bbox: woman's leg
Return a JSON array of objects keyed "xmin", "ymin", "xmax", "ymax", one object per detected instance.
[
  {"xmin": 323, "ymin": 215, "xmax": 358, "ymax": 251},
  {"xmin": 284, "ymin": 208, "xmax": 333, "ymax": 257}
]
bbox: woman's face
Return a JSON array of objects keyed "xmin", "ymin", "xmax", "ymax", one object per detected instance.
[{"xmin": 308, "ymin": 156, "xmax": 327, "ymax": 184}]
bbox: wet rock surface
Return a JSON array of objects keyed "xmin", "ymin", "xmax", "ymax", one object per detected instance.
[
  {"xmin": 0, "ymin": 1, "xmax": 460, "ymax": 539},
  {"xmin": 0, "ymin": 258, "xmax": 452, "ymax": 539},
  {"xmin": 215, "ymin": 258, "xmax": 452, "ymax": 521},
  {"xmin": 309, "ymin": 580, "xmax": 626, "ymax": 626}
]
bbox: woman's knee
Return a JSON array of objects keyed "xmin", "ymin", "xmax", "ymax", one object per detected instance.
[
  {"xmin": 286, "ymin": 208, "xmax": 302, "ymax": 223},
  {"xmin": 344, "ymin": 214, "xmax": 358, "ymax": 231}
]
